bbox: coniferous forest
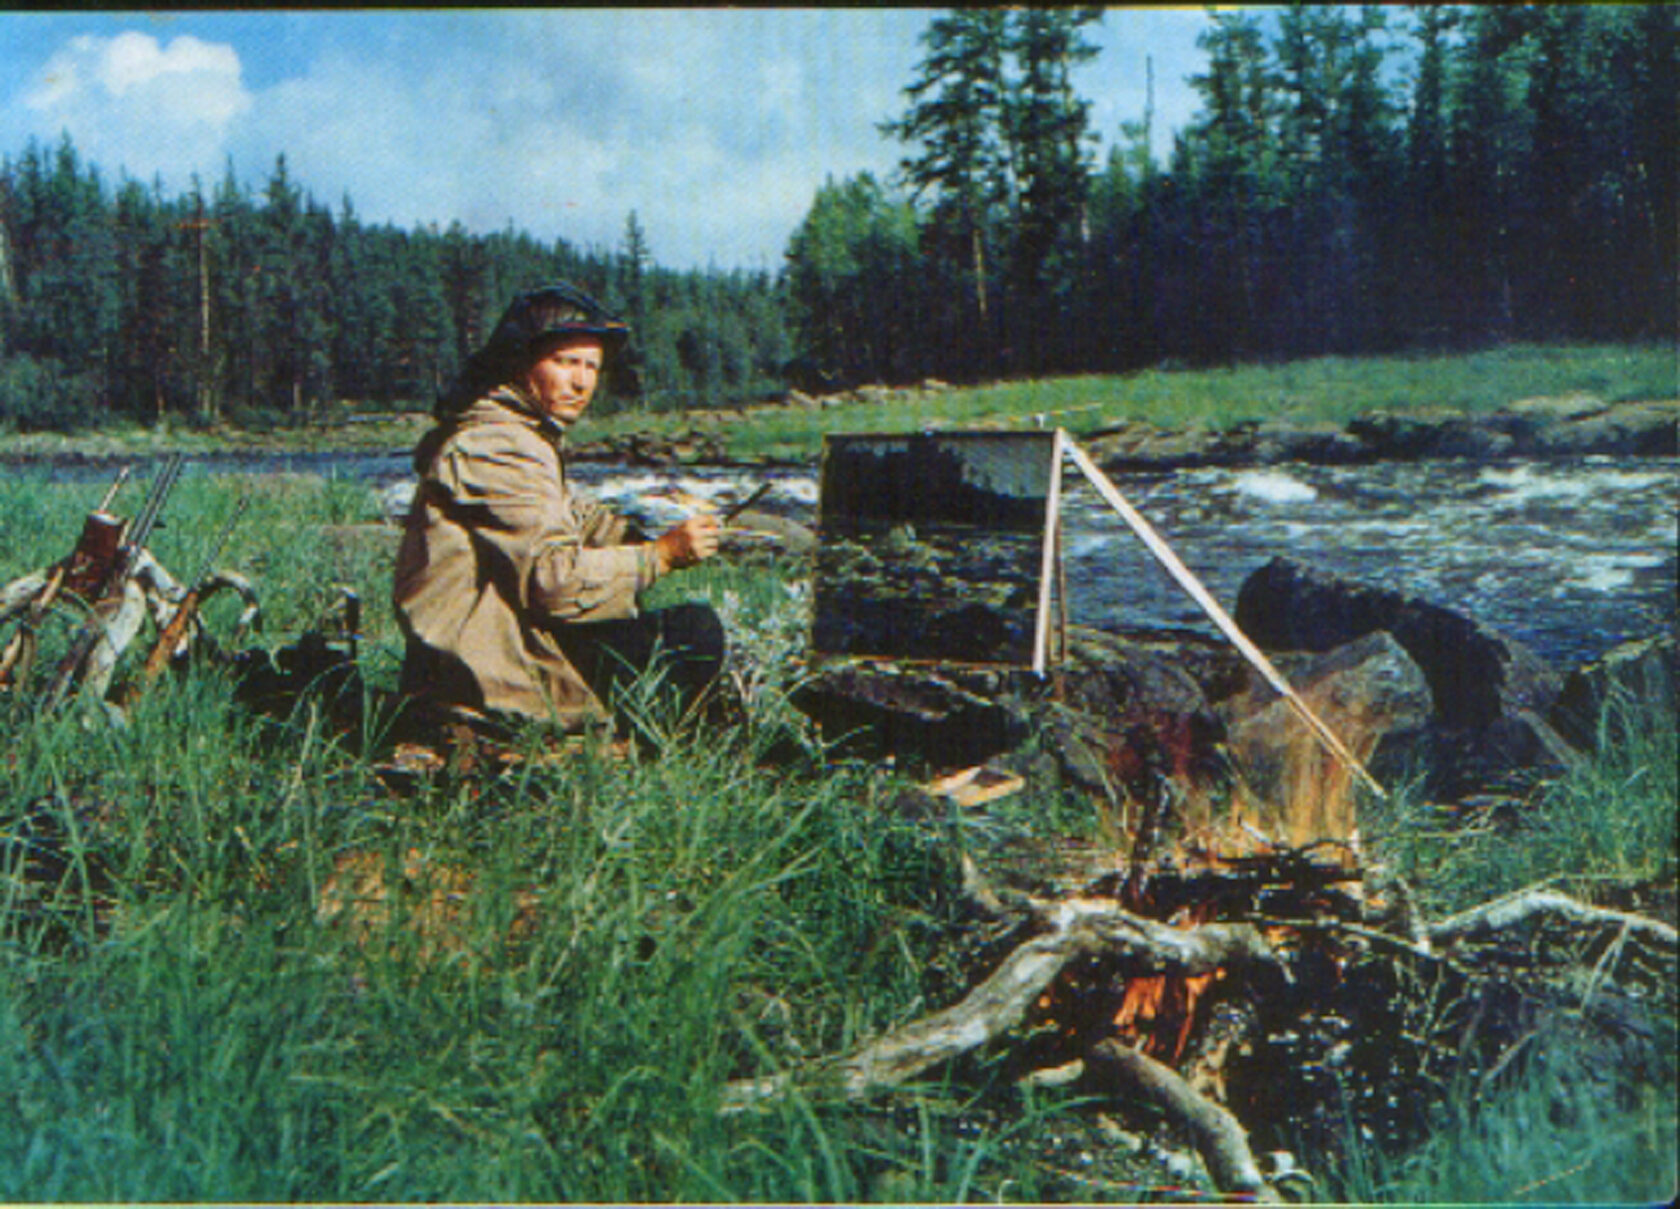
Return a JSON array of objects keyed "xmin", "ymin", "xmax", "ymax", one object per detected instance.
[{"xmin": 0, "ymin": 5, "xmax": 1673, "ymax": 433}]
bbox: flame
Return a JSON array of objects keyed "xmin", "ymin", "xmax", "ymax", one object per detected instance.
[{"xmin": 1114, "ymin": 968, "xmax": 1223, "ymax": 1061}]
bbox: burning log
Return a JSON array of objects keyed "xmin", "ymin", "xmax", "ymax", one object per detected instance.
[
  {"xmin": 720, "ymin": 895, "xmax": 1288, "ymax": 1110},
  {"xmin": 719, "ymin": 891, "xmax": 1293, "ymax": 1196}
]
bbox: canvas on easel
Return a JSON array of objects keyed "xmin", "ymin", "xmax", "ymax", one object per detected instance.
[{"xmin": 809, "ymin": 430, "xmax": 1065, "ymax": 673}]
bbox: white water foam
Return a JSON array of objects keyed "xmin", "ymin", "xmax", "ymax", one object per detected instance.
[{"xmin": 1227, "ymin": 470, "xmax": 1318, "ymax": 505}]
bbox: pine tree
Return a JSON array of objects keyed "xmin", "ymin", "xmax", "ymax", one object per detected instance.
[
  {"xmin": 881, "ymin": 9, "xmax": 1012, "ymax": 366},
  {"xmin": 1002, "ymin": 7, "xmax": 1101, "ymax": 296},
  {"xmin": 1178, "ymin": 9, "xmax": 1280, "ymax": 359},
  {"xmin": 784, "ymin": 173, "xmax": 920, "ymax": 387}
]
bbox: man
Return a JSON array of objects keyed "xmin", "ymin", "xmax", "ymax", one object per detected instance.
[{"xmin": 393, "ymin": 283, "xmax": 724, "ymax": 739}]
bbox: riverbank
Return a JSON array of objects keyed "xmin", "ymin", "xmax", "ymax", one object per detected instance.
[{"xmin": 0, "ymin": 342, "xmax": 1671, "ymax": 469}]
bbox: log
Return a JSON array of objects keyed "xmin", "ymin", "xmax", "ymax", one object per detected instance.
[
  {"xmin": 1086, "ymin": 1038, "xmax": 1275, "ymax": 1199},
  {"xmin": 719, "ymin": 896, "xmax": 1286, "ymax": 1111}
]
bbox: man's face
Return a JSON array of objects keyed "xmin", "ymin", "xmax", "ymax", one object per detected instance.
[{"xmin": 522, "ymin": 334, "xmax": 605, "ymax": 425}]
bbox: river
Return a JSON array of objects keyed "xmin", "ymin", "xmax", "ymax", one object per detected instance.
[{"xmin": 19, "ymin": 450, "xmax": 1676, "ymax": 671}]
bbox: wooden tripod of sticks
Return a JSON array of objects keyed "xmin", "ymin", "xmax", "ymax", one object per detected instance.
[{"xmin": 1059, "ymin": 436, "xmax": 1386, "ymax": 800}]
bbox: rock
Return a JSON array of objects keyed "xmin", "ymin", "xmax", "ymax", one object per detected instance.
[
  {"xmin": 1251, "ymin": 419, "xmax": 1370, "ymax": 465},
  {"xmin": 1411, "ymin": 710, "xmax": 1584, "ymax": 799},
  {"xmin": 377, "ymin": 478, "xmax": 417, "ymax": 524},
  {"xmin": 1234, "ymin": 557, "xmax": 1560, "ymax": 729},
  {"xmin": 1051, "ymin": 627, "xmax": 1242, "ymax": 802},
  {"xmin": 1502, "ymin": 392, "xmax": 1610, "ymax": 423},
  {"xmin": 1346, "ymin": 409, "xmax": 1516, "ymax": 460},
  {"xmin": 1548, "ymin": 634, "xmax": 1678, "ymax": 750},
  {"xmin": 1526, "ymin": 400, "xmax": 1679, "ymax": 458},
  {"xmin": 1085, "ymin": 421, "xmax": 1228, "ymax": 468},
  {"xmin": 790, "ymin": 625, "xmax": 1243, "ymax": 802},
  {"xmin": 1079, "ymin": 397, "xmax": 1675, "ymax": 471},
  {"xmin": 1221, "ymin": 632, "xmax": 1433, "ymax": 836},
  {"xmin": 1232, "ymin": 557, "xmax": 1577, "ymax": 796}
]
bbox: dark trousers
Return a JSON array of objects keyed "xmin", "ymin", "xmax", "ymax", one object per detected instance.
[{"xmin": 553, "ymin": 602, "xmax": 726, "ymax": 725}]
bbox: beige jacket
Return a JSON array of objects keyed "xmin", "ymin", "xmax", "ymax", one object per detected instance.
[{"xmin": 393, "ymin": 389, "xmax": 662, "ymax": 727}]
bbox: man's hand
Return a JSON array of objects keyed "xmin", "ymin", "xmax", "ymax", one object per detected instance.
[{"xmin": 651, "ymin": 514, "xmax": 721, "ymax": 572}]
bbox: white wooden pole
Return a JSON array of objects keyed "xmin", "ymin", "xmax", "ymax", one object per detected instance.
[
  {"xmin": 1064, "ymin": 437, "xmax": 1386, "ymax": 800},
  {"xmin": 1032, "ymin": 429, "xmax": 1066, "ymax": 676}
]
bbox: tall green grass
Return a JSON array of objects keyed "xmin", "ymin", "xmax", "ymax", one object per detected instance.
[
  {"xmin": 1320, "ymin": 1022, "xmax": 1677, "ymax": 1205},
  {"xmin": 2, "ymin": 658, "xmax": 1055, "ymax": 1201},
  {"xmin": 1, "ymin": 463, "xmax": 1672, "ymax": 1201},
  {"xmin": 0, "ymin": 470, "xmax": 1085, "ymax": 1200},
  {"xmin": 1323, "ymin": 690, "xmax": 1679, "ymax": 1204},
  {"xmin": 1365, "ymin": 691, "xmax": 1677, "ymax": 919}
]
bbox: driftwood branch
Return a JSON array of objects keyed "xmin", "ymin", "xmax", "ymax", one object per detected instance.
[
  {"xmin": 1427, "ymin": 887, "xmax": 1678, "ymax": 953},
  {"xmin": 1086, "ymin": 1038, "xmax": 1275, "ymax": 1199},
  {"xmin": 720, "ymin": 897, "xmax": 1286, "ymax": 1112}
]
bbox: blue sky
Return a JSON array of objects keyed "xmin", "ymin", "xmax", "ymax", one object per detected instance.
[{"xmin": 0, "ymin": 8, "xmax": 1219, "ymax": 271}]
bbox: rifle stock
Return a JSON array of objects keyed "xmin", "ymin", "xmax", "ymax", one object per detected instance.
[
  {"xmin": 40, "ymin": 455, "xmax": 185, "ymax": 713},
  {"xmin": 127, "ymin": 496, "xmax": 248, "ymax": 698}
]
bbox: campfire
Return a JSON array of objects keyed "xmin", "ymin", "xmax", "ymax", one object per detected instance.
[{"xmin": 716, "ymin": 747, "xmax": 1675, "ymax": 1200}]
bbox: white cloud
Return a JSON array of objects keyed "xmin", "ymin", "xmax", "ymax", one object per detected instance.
[
  {"xmin": 0, "ymin": 10, "xmax": 1211, "ymax": 269},
  {"xmin": 21, "ymin": 31, "xmax": 250, "ymax": 181}
]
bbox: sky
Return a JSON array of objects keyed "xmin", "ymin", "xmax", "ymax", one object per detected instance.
[{"xmin": 0, "ymin": 8, "xmax": 1219, "ymax": 272}]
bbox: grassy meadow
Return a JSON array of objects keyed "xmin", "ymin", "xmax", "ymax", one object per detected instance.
[
  {"xmin": 0, "ymin": 343, "xmax": 1675, "ymax": 1201},
  {"xmin": 694, "ymin": 340, "xmax": 1677, "ymax": 465}
]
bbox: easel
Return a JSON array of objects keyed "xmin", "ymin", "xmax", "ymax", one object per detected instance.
[
  {"xmin": 1050, "ymin": 432, "xmax": 1386, "ymax": 800},
  {"xmin": 808, "ymin": 427, "xmax": 1384, "ymax": 800}
]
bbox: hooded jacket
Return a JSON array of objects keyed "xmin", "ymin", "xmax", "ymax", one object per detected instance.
[{"xmin": 393, "ymin": 387, "xmax": 661, "ymax": 728}]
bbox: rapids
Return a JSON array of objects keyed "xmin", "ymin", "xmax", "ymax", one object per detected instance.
[{"xmin": 23, "ymin": 450, "xmax": 1676, "ymax": 671}]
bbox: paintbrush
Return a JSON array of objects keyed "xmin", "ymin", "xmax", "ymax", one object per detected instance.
[{"xmin": 720, "ymin": 481, "xmax": 773, "ymax": 524}]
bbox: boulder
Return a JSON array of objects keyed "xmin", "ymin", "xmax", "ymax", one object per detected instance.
[
  {"xmin": 1085, "ymin": 421, "xmax": 1228, "ymax": 469},
  {"xmin": 1234, "ymin": 557, "xmax": 1560, "ymax": 729},
  {"xmin": 721, "ymin": 507, "xmax": 817, "ymax": 557},
  {"xmin": 377, "ymin": 478, "xmax": 418, "ymax": 525},
  {"xmin": 1250, "ymin": 419, "xmax": 1370, "ymax": 465},
  {"xmin": 1052, "ymin": 627, "xmax": 1245, "ymax": 800},
  {"xmin": 1501, "ymin": 392, "xmax": 1611, "ymax": 424},
  {"xmin": 1524, "ymin": 400, "xmax": 1679, "ymax": 458},
  {"xmin": 790, "ymin": 660, "xmax": 1033, "ymax": 770},
  {"xmin": 1548, "ymin": 633, "xmax": 1678, "ymax": 751},
  {"xmin": 792, "ymin": 626, "xmax": 1243, "ymax": 804},
  {"xmin": 1345, "ymin": 409, "xmax": 1516, "ymax": 461},
  {"xmin": 1221, "ymin": 632, "xmax": 1433, "ymax": 836},
  {"xmin": 1232, "ymin": 557, "xmax": 1577, "ymax": 797}
]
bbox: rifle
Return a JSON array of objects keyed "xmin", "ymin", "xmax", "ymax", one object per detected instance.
[
  {"xmin": 0, "ymin": 467, "xmax": 131, "ymax": 691},
  {"xmin": 39, "ymin": 454, "xmax": 186, "ymax": 713},
  {"xmin": 124, "ymin": 495, "xmax": 249, "ymax": 700}
]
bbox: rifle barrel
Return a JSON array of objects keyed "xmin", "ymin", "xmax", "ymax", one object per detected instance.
[
  {"xmin": 128, "ymin": 495, "xmax": 247, "ymax": 696},
  {"xmin": 126, "ymin": 453, "xmax": 186, "ymax": 552},
  {"xmin": 97, "ymin": 466, "xmax": 132, "ymax": 515}
]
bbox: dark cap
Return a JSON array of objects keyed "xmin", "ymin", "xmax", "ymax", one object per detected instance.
[{"xmin": 505, "ymin": 282, "xmax": 631, "ymax": 358}]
